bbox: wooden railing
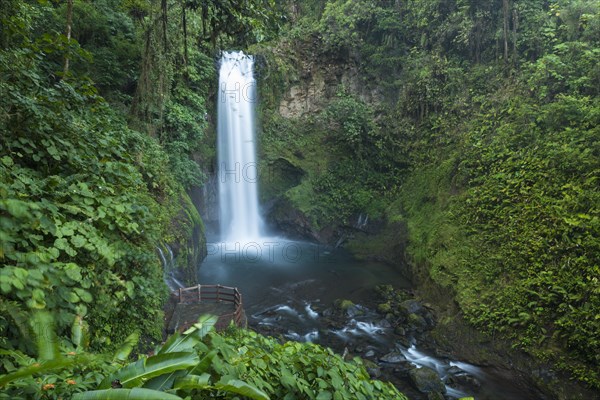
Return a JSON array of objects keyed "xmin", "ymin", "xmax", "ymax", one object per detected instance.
[{"xmin": 176, "ymin": 284, "xmax": 244, "ymax": 328}]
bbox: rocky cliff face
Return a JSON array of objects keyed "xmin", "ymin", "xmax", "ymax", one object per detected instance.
[
  {"xmin": 277, "ymin": 56, "xmax": 384, "ymax": 119},
  {"xmin": 254, "ymin": 40, "xmax": 387, "ymax": 245}
]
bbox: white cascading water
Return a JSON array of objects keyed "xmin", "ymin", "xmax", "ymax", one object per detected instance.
[{"xmin": 217, "ymin": 51, "xmax": 262, "ymax": 242}]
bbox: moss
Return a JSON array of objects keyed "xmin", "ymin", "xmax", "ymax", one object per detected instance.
[
  {"xmin": 334, "ymin": 299, "xmax": 355, "ymax": 311},
  {"xmin": 164, "ymin": 190, "xmax": 207, "ymax": 286},
  {"xmin": 377, "ymin": 302, "xmax": 392, "ymax": 314}
]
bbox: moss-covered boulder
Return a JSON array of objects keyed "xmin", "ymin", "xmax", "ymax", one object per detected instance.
[{"xmin": 409, "ymin": 367, "xmax": 446, "ymax": 394}]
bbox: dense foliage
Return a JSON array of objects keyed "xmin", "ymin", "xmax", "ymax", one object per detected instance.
[
  {"xmin": 0, "ymin": 313, "xmax": 404, "ymax": 400},
  {"xmin": 256, "ymin": 0, "xmax": 600, "ymax": 390},
  {"xmin": 1, "ymin": 0, "xmax": 598, "ymax": 397},
  {"xmin": 1, "ymin": 0, "xmax": 174, "ymax": 350},
  {"xmin": 1, "ymin": 0, "xmax": 281, "ymax": 356}
]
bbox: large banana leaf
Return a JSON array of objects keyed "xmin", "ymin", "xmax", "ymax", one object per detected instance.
[
  {"xmin": 173, "ymin": 374, "xmax": 270, "ymax": 400},
  {"xmin": 142, "ymin": 369, "xmax": 187, "ymax": 391},
  {"xmin": 188, "ymin": 349, "xmax": 218, "ymax": 375},
  {"xmin": 71, "ymin": 314, "xmax": 89, "ymax": 350},
  {"xmin": 156, "ymin": 333, "xmax": 189, "ymax": 355},
  {"xmin": 31, "ymin": 311, "xmax": 60, "ymax": 361},
  {"xmin": 98, "ymin": 352, "xmax": 199, "ymax": 389},
  {"xmin": 182, "ymin": 314, "xmax": 217, "ymax": 337},
  {"xmin": 172, "ymin": 373, "xmax": 211, "ymax": 389},
  {"xmin": 215, "ymin": 379, "xmax": 271, "ymax": 400},
  {"xmin": 158, "ymin": 315, "xmax": 217, "ymax": 355},
  {"xmin": 72, "ymin": 388, "xmax": 183, "ymax": 400},
  {"xmin": 113, "ymin": 332, "xmax": 140, "ymax": 363}
]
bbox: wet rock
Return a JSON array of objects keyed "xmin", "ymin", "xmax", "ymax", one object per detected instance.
[
  {"xmin": 394, "ymin": 326, "xmax": 406, "ymax": 336},
  {"xmin": 433, "ymin": 348, "xmax": 453, "ymax": 359},
  {"xmin": 445, "ymin": 365, "xmax": 481, "ymax": 390},
  {"xmin": 447, "ymin": 373, "xmax": 481, "ymax": 389},
  {"xmin": 391, "ymin": 361, "xmax": 414, "ymax": 377},
  {"xmin": 427, "ymin": 392, "xmax": 445, "ymax": 400},
  {"xmin": 325, "ymin": 319, "xmax": 344, "ymax": 329},
  {"xmin": 379, "ymin": 351, "xmax": 405, "ymax": 363},
  {"xmin": 409, "ymin": 367, "xmax": 446, "ymax": 394},
  {"xmin": 363, "ymin": 359, "xmax": 382, "ymax": 379},
  {"xmin": 378, "ymin": 302, "xmax": 392, "ymax": 313},
  {"xmin": 378, "ymin": 319, "xmax": 392, "ymax": 328},
  {"xmin": 334, "ymin": 299, "xmax": 355, "ymax": 311},
  {"xmin": 400, "ymin": 299, "xmax": 423, "ymax": 315},
  {"xmin": 395, "ymin": 335, "xmax": 411, "ymax": 347},
  {"xmin": 423, "ymin": 311, "xmax": 436, "ymax": 328},
  {"xmin": 346, "ymin": 304, "xmax": 365, "ymax": 318},
  {"xmin": 364, "ymin": 349, "xmax": 376, "ymax": 358},
  {"xmin": 375, "ymin": 284, "xmax": 395, "ymax": 298},
  {"xmin": 367, "ymin": 367, "xmax": 382, "ymax": 379},
  {"xmin": 408, "ymin": 313, "xmax": 428, "ymax": 331}
]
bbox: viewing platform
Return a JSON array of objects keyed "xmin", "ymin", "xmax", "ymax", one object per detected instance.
[{"xmin": 165, "ymin": 284, "xmax": 247, "ymax": 333}]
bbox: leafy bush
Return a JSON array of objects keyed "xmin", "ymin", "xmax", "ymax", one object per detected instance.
[
  {"xmin": 208, "ymin": 329, "xmax": 405, "ymax": 400},
  {"xmin": 0, "ymin": 313, "xmax": 406, "ymax": 400},
  {"xmin": 0, "ymin": 1, "xmax": 191, "ymax": 352}
]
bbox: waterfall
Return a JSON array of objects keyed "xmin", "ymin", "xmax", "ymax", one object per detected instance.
[
  {"xmin": 218, "ymin": 51, "xmax": 262, "ymax": 242},
  {"xmin": 157, "ymin": 244, "xmax": 185, "ymax": 290}
]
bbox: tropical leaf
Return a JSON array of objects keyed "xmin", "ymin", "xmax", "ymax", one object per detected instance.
[
  {"xmin": 71, "ymin": 314, "xmax": 89, "ymax": 349},
  {"xmin": 158, "ymin": 314, "xmax": 216, "ymax": 355},
  {"xmin": 113, "ymin": 332, "xmax": 140, "ymax": 363},
  {"xmin": 72, "ymin": 388, "xmax": 184, "ymax": 400},
  {"xmin": 215, "ymin": 379, "xmax": 271, "ymax": 400},
  {"xmin": 142, "ymin": 369, "xmax": 186, "ymax": 391},
  {"xmin": 30, "ymin": 311, "xmax": 60, "ymax": 361},
  {"xmin": 183, "ymin": 314, "xmax": 218, "ymax": 337},
  {"xmin": 156, "ymin": 332, "xmax": 191, "ymax": 355},
  {"xmin": 99, "ymin": 352, "xmax": 199, "ymax": 389},
  {"xmin": 173, "ymin": 373, "xmax": 211, "ymax": 389},
  {"xmin": 188, "ymin": 349, "xmax": 218, "ymax": 375}
]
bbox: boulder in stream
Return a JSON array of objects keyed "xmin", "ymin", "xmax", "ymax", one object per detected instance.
[
  {"xmin": 363, "ymin": 359, "xmax": 382, "ymax": 379},
  {"xmin": 408, "ymin": 313, "xmax": 428, "ymax": 331},
  {"xmin": 427, "ymin": 392, "xmax": 445, "ymax": 400},
  {"xmin": 379, "ymin": 351, "xmax": 405, "ymax": 363},
  {"xmin": 400, "ymin": 299, "xmax": 423, "ymax": 315},
  {"xmin": 409, "ymin": 366, "xmax": 446, "ymax": 394}
]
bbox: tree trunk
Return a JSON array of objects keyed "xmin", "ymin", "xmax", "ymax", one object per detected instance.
[
  {"xmin": 161, "ymin": 0, "xmax": 168, "ymax": 52},
  {"xmin": 502, "ymin": 0, "xmax": 510, "ymax": 63},
  {"xmin": 512, "ymin": 7, "xmax": 518, "ymax": 64},
  {"xmin": 63, "ymin": 0, "xmax": 73, "ymax": 77},
  {"xmin": 182, "ymin": 2, "xmax": 188, "ymax": 68}
]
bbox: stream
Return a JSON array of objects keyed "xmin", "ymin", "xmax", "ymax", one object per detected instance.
[{"xmin": 197, "ymin": 238, "xmax": 545, "ymax": 400}]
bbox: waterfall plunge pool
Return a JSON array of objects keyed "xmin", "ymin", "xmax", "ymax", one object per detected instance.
[{"xmin": 197, "ymin": 238, "xmax": 544, "ymax": 400}]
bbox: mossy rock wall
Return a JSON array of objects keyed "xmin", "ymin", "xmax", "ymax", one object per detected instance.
[{"xmin": 166, "ymin": 191, "xmax": 207, "ymax": 286}]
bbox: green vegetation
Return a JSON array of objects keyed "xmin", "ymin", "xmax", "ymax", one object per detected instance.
[
  {"xmin": 0, "ymin": 313, "xmax": 404, "ymax": 400},
  {"xmin": 259, "ymin": 89, "xmax": 399, "ymax": 228},
  {"xmin": 1, "ymin": 0, "xmax": 281, "ymax": 357},
  {"xmin": 1, "ymin": 0, "xmax": 173, "ymax": 348},
  {"xmin": 1, "ymin": 0, "xmax": 598, "ymax": 397},
  {"xmin": 256, "ymin": 0, "xmax": 600, "ymax": 390}
]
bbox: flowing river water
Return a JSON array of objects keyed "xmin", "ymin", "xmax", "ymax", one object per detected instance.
[{"xmin": 197, "ymin": 238, "xmax": 545, "ymax": 400}]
